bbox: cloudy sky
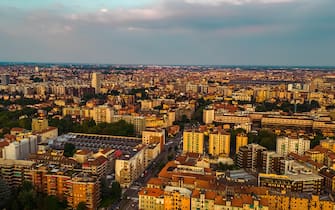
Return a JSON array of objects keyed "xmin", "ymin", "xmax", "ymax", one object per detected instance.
[{"xmin": 0, "ymin": 0, "xmax": 334, "ymax": 65}]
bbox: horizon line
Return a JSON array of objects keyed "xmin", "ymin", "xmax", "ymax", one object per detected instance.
[{"xmin": 0, "ymin": 60, "xmax": 335, "ymax": 68}]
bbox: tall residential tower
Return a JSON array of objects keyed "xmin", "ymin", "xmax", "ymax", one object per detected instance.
[{"xmin": 91, "ymin": 72, "xmax": 101, "ymax": 94}]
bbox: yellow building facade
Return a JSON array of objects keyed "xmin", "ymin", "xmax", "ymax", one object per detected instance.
[
  {"xmin": 263, "ymin": 194, "xmax": 334, "ymax": 210},
  {"xmin": 139, "ymin": 187, "xmax": 164, "ymax": 210},
  {"xmin": 208, "ymin": 132, "xmax": 230, "ymax": 156},
  {"xmin": 321, "ymin": 140, "xmax": 335, "ymax": 152},
  {"xmin": 183, "ymin": 130, "xmax": 204, "ymax": 154},
  {"xmin": 164, "ymin": 186, "xmax": 191, "ymax": 210},
  {"xmin": 236, "ymin": 133, "xmax": 248, "ymax": 154}
]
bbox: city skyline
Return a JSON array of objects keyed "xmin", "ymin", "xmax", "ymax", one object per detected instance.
[{"xmin": 1, "ymin": 0, "xmax": 335, "ymax": 66}]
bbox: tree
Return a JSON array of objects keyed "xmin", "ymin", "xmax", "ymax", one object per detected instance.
[
  {"xmin": 168, "ymin": 154, "xmax": 174, "ymax": 161},
  {"xmin": 258, "ymin": 130, "xmax": 276, "ymax": 150},
  {"xmin": 0, "ymin": 179, "xmax": 10, "ymax": 208},
  {"xmin": 4, "ymin": 181, "xmax": 67, "ymax": 210},
  {"xmin": 44, "ymin": 195, "xmax": 67, "ymax": 210},
  {"xmin": 181, "ymin": 115, "xmax": 190, "ymax": 123},
  {"xmin": 18, "ymin": 184, "xmax": 37, "ymax": 210},
  {"xmin": 76, "ymin": 202, "xmax": 87, "ymax": 210},
  {"xmin": 110, "ymin": 182, "xmax": 122, "ymax": 202},
  {"xmin": 64, "ymin": 143, "xmax": 76, "ymax": 157},
  {"xmin": 218, "ymin": 163, "xmax": 239, "ymax": 171},
  {"xmin": 311, "ymin": 131, "xmax": 324, "ymax": 148},
  {"xmin": 192, "ymin": 98, "xmax": 211, "ymax": 123},
  {"xmin": 18, "ymin": 118, "xmax": 32, "ymax": 130},
  {"xmin": 110, "ymin": 90, "xmax": 120, "ymax": 96}
]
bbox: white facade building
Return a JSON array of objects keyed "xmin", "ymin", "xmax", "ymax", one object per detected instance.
[
  {"xmin": 276, "ymin": 136, "xmax": 310, "ymax": 156},
  {"xmin": 1, "ymin": 136, "xmax": 37, "ymax": 160}
]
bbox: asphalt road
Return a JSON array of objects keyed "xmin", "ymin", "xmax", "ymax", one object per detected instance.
[{"xmin": 114, "ymin": 131, "xmax": 182, "ymax": 210}]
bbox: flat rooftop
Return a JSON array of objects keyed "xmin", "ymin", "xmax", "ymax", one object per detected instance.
[
  {"xmin": 51, "ymin": 133, "xmax": 143, "ymax": 160},
  {"xmin": 228, "ymin": 169, "xmax": 257, "ymax": 182}
]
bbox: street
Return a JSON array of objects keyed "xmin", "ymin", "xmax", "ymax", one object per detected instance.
[{"xmin": 114, "ymin": 131, "xmax": 182, "ymax": 210}]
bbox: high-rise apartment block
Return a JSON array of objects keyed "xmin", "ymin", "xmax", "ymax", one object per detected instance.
[
  {"xmin": 0, "ymin": 159, "xmax": 34, "ymax": 189},
  {"xmin": 236, "ymin": 133, "xmax": 248, "ymax": 154},
  {"xmin": 237, "ymin": 144, "xmax": 267, "ymax": 172},
  {"xmin": 92, "ymin": 105, "xmax": 113, "ymax": 124},
  {"xmin": 276, "ymin": 136, "xmax": 310, "ymax": 156},
  {"xmin": 67, "ymin": 174, "xmax": 100, "ymax": 210},
  {"xmin": 208, "ymin": 131, "xmax": 230, "ymax": 156},
  {"xmin": 1, "ymin": 136, "xmax": 38, "ymax": 160},
  {"xmin": 183, "ymin": 130, "xmax": 204, "ymax": 154},
  {"xmin": 91, "ymin": 72, "xmax": 101, "ymax": 94},
  {"xmin": 111, "ymin": 115, "xmax": 146, "ymax": 135},
  {"xmin": 203, "ymin": 108, "xmax": 214, "ymax": 124}
]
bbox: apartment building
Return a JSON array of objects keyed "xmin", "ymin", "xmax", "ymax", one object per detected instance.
[
  {"xmin": 111, "ymin": 115, "xmax": 146, "ymax": 135},
  {"xmin": 183, "ymin": 130, "xmax": 204, "ymax": 154},
  {"xmin": 0, "ymin": 159, "xmax": 34, "ymax": 189},
  {"xmin": 276, "ymin": 136, "xmax": 310, "ymax": 156},
  {"xmin": 92, "ymin": 105, "xmax": 113, "ymax": 124},
  {"xmin": 67, "ymin": 174, "xmax": 100, "ymax": 210},
  {"xmin": 236, "ymin": 133, "xmax": 248, "ymax": 154},
  {"xmin": 208, "ymin": 131, "xmax": 230, "ymax": 157},
  {"xmin": 203, "ymin": 108, "xmax": 214, "ymax": 124},
  {"xmin": 139, "ymin": 187, "xmax": 164, "ymax": 210},
  {"xmin": 258, "ymin": 172, "xmax": 323, "ymax": 194},
  {"xmin": 237, "ymin": 144, "xmax": 267, "ymax": 172},
  {"xmin": 164, "ymin": 186, "xmax": 192, "ymax": 210},
  {"xmin": 1, "ymin": 135, "xmax": 38, "ymax": 160}
]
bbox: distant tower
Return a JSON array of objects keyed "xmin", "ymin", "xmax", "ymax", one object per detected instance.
[
  {"xmin": 31, "ymin": 110, "xmax": 48, "ymax": 132},
  {"xmin": 91, "ymin": 72, "xmax": 101, "ymax": 94},
  {"xmin": 0, "ymin": 74, "xmax": 10, "ymax": 85},
  {"xmin": 34, "ymin": 66, "xmax": 39, "ymax": 73}
]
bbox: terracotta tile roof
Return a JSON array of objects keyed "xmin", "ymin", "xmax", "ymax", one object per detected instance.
[
  {"xmin": 0, "ymin": 141, "xmax": 9, "ymax": 147},
  {"xmin": 214, "ymin": 195, "xmax": 225, "ymax": 205},
  {"xmin": 10, "ymin": 127, "xmax": 25, "ymax": 132},
  {"xmin": 231, "ymin": 195, "xmax": 253, "ymax": 207},
  {"xmin": 260, "ymin": 197, "xmax": 269, "ymax": 206},
  {"xmin": 147, "ymin": 177, "xmax": 166, "ymax": 186},
  {"xmin": 138, "ymin": 187, "xmax": 164, "ymax": 197},
  {"xmin": 89, "ymin": 156, "xmax": 108, "ymax": 166},
  {"xmin": 191, "ymin": 189, "xmax": 217, "ymax": 199},
  {"xmin": 192, "ymin": 189, "xmax": 201, "ymax": 198},
  {"xmin": 312, "ymin": 145, "xmax": 332, "ymax": 153},
  {"xmin": 176, "ymin": 156, "xmax": 187, "ymax": 163},
  {"xmin": 195, "ymin": 180, "xmax": 215, "ymax": 190},
  {"xmin": 4, "ymin": 134, "xmax": 16, "ymax": 141},
  {"xmin": 205, "ymin": 191, "xmax": 217, "ymax": 200},
  {"xmin": 240, "ymin": 186, "xmax": 268, "ymax": 196}
]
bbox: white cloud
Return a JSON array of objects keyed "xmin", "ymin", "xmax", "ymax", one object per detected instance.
[
  {"xmin": 100, "ymin": 8, "xmax": 109, "ymax": 13},
  {"xmin": 184, "ymin": 0, "xmax": 295, "ymax": 5}
]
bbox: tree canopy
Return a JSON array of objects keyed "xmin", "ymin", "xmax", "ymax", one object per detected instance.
[
  {"xmin": 100, "ymin": 180, "xmax": 122, "ymax": 207},
  {"xmin": 49, "ymin": 117, "xmax": 135, "ymax": 137},
  {"xmin": 64, "ymin": 143, "xmax": 76, "ymax": 157},
  {"xmin": 248, "ymin": 129, "xmax": 277, "ymax": 150},
  {"xmin": 4, "ymin": 181, "xmax": 67, "ymax": 210}
]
